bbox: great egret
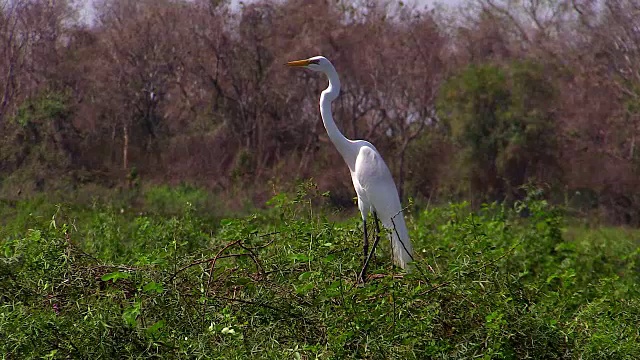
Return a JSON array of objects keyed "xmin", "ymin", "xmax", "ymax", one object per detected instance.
[{"xmin": 287, "ymin": 56, "xmax": 413, "ymax": 277}]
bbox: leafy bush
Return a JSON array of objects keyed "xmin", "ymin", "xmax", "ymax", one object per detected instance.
[
  {"xmin": 0, "ymin": 90, "xmax": 77, "ymax": 194},
  {"xmin": 1, "ymin": 186, "xmax": 639, "ymax": 358},
  {"xmin": 144, "ymin": 184, "xmax": 211, "ymax": 215},
  {"xmin": 437, "ymin": 61, "xmax": 558, "ymax": 201}
]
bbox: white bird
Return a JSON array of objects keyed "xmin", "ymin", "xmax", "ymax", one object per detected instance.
[{"xmin": 287, "ymin": 56, "xmax": 413, "ymax": 277}]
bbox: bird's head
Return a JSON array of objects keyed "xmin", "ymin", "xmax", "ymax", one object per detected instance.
[{"xmin": 286, "ymin": 56, "xmax": 333, "ymax": 73}]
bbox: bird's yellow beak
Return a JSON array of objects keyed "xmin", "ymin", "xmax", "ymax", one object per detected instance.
[{"xmin": 286, "ymin": 59, "xmax": 311, "ymax": 67}]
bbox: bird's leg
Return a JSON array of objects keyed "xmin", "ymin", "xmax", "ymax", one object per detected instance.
[
  {"xmin": 358, "ymin": 218, "xmax": 370, "ymax": 283},
  {"xmin": 372, "ymin": 212, "xmax": 381, "ymax": 263},
  {"xmin": 362, "ymin": 218, "xmax": 368, "ymax": 272},
  {"xmin": 359, "ymin": 213, "xmax": 383, "ymax": 283}
]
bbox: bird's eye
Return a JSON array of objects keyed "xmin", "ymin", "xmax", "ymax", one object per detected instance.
[{"xmin": 309, "ymin": 59, "xmax": 320, "ymax": 65}]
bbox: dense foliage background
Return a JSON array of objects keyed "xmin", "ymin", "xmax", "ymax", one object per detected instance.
[{"xmin": 2, "ymin": 0, "xmax": 640, "ymax": 222}]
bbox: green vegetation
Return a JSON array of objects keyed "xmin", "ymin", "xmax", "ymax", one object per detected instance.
[
  {"xmin": 437, "ymin": 61, "xmax": 558, "ymax": 201},
  {"xmin": 1, "ymin": 185, "xmax": 639, "ymax": 358}
]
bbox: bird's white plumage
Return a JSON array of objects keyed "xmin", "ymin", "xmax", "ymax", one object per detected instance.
[
  {"xmin": 287, "ymin": 55, "xmax": 414, "ymax": 270},
  {"xmin": 353, "ymin": 144, "xmax": 413, "ymax": 269}
]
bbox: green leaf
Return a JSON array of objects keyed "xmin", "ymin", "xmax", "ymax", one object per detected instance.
[
  {"xmin": 324, "ymin": 280, "xmax": 342, "ymax": 296},
  {"xmin": 298, "ymin": 271, "xmax": 313, "ymax": 281},
  {"xmin": 230, "ymin": 277, "xmax": 252, "ymax": 285},
  {"xmin": 123, "ymin": 301, "xmax": 142, "ymax": 327},
  {"xmin": 289, "ymin": 253, "xmax": 309, "ymax": 262},
  {"xmin": 295, "ymin": 283, "xmax": 314, "ymax": 295},
  {"xmin": 142, "ymin": 281, "xmax": 164, "ymax": 293},
  {"xmin": 146, "ymin": 320, "xmax": 165, "ymax": 336},
  {"xmin": 101, "ymin": 271, "xmax": 131, "ymax": 283}
]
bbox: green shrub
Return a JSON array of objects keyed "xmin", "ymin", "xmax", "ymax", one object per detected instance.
[
  {"xmin": 144, "ymin": 184, "xmax": 210, "ymax": 215},
  {"xmin": 437, "ymin": 61, "xmax": 558, "ymax": 201},
  {"xmin": 1, "ymin": 186, "xmax": 639, "ymax": 358}
]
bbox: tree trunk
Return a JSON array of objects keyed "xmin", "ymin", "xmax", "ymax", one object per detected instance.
[
  {"xmin": 398, "ymin": 142, "xmax": 408, "ymax": 202},
  {"xmin": 123, "ymin": 123, "xmax": 129, "ymax": 170}
]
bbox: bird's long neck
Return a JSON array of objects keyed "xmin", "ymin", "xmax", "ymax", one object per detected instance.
[{"xmin": 320, "ymin": 68, "xmax": 356, "ymax": 168}]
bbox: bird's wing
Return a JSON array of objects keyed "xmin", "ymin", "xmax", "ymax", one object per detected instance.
[
  {"xmin": 354, "ymin": 144, "xmax": 413, "ymax": 269},
  {"xmin": 353, "ymin": 145, "xmax": 403, "ymax": 222}
]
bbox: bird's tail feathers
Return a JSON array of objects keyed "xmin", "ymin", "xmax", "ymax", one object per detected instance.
[{"xmin": 388, "ymin": 214, "xmax": 414, "ymax": 271}]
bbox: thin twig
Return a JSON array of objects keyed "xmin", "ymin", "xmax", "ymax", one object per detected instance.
[
  {"xmin": 419, "ymin": 236, "xmax": 526, "ymax": 296},
  {"xmin": 241, "ymin": 232, "xmax": 279, "ymax": 250},
  {"xmin": 170, "ymin": 235, "xmax": 277, "ymax": 281},
  {"xmin": 358, "ymin": 205, "xmax": 415, "ymax": 283},
  {"xmin": 170, "ymin": 240, "xmax": 242, "ymax": 281},
  {"xmin": 200, "ymin": 239, "xmax": 242, "ymax": 329},
  {"xmin": 213, "ymin": 296, "xmax": 301, "ymax": 318},
  {"xmin": 64, "ymin": 232, "xmax": 101, "ymax": 264},
  {"xmin": 390, "ymin": 214, "xmax": 426, "ymax": 278},
  {"xmin": 237, "ymin": 242, "xmax": 265, "ymax": 275},
  {"xmin": 91, "ymin": 264, "xmax": 140, "ymax": 272}
]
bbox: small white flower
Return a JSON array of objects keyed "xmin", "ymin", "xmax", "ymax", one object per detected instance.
[{"xmin": 221, "ymin": 327, "xmax": 236, "ymax": 335}]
